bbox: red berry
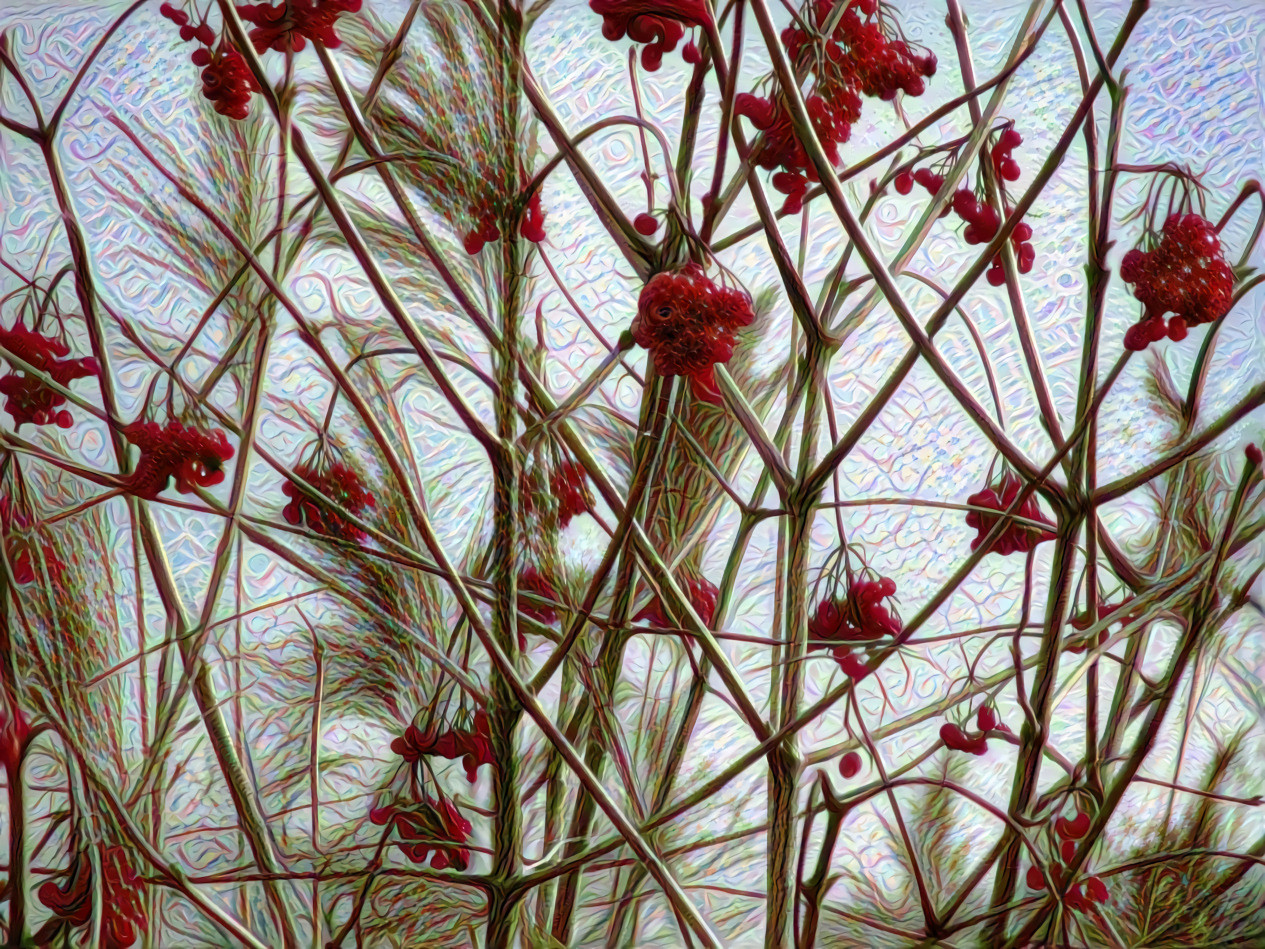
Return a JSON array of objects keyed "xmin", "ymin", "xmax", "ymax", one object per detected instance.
[
  {"xmin": 894, "ymin": 171, "xmax": 913, "ymax": 194},
  {"xmin": 999, "ymin": 158, "xmax": 1021, "ymax": 181},
  {"xmin": 1085, "ymin": 876, "xmax": 1108, "ymax": 904},
  {"xmin": 977, "ymin": 704, "xmax": 997, "ymax": 732},
  {"xmin": 1061, "ymin": 838, "xmax": 1077, "ymax": 863},
  {"xmin": 986, "ymin": 263, "xmax": 1007, "ymax": 286},
  {"xmin": 1166, "ymin": 315, "xmax": 1188, "ymax": 341},
  {"xmin": 839, "ymin": 751, "xmax": 863, "ymax": 778},
  {"xmin": 1055, "ymin": 811, "xmax": 1091, "ymax": 840},
  {"xmin": 634, "ymin": 212, "xmax": 659, "ymax": 236},
  {"xmin": 1246, "ymin": 444, "xmax": 1263, "ymax": 467},
  {"xmin": 998, "ymin": 128, "xmax": 1022, "ymax": 150},
  {"xmin": 1026, "ymin": 865, "xmax": 1046, "ymax": 890},
  {"xmin": 835, "ymin": 650, "xmax": 872, "ymax": 681}
]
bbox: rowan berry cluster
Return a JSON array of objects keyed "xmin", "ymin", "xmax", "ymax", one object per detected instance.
[
  {"xmin": 122, "ymin": 420, "xmax": 235, "ymax": 500},
  {"xmin": 1025, "ymin": 809, "xmax": 1110, "ymax": 910},
  {"xmin": 392, "ymin": 708, "xmax": 494, "ymax": 784},
  {"xmin": 1120, "ymin": 212, "xmax": 1234, "ymax": 350},
  {"xmin": 282, "ymin": 460, "xmax": 377, "ymax": 541},
  {"xmin": 370, "ymin": 798, "xmax": 472, "ymax": 870},
  {"xmin": 631, "ymin": 263, "xmax": 755, "ymax": 403},
  {"xmin": 236, "ymin": 0, "xmax": 363, "ymax": 53},
  {"xmin": 588, "ymin": 0, "xmax": 711, "ymax": 71},
  {"xmin": 809, "ymin": 576, "xmax": 902, "ymax": 648},
  {"xmin": 463, "ymin": 191, "xmax": 547, "ymax": 255},
  {"xmin": 518, "ymin": 566, "xmax": 560, "ymax": 626},
  {"xmin": 940, "ymin": 703, "xmax": 1008, "ymax": 756},
  {"xmin": 965, "ymin": 469, "xmax": 1054, "ymax": 557},
  {"xmin": 737, "ymin": 0, "xmax": 935, "ymax": 214},
  {"xmin": 896, "ymin": 129, "xmax": 1035, "ymax": 283},
  {"xmin": 38, "ymin": 847, "xmax": 147, "ymax": 949},
  {"xmin": 636, "ymin": 573, "xmax": 719, "ymax": 628},
  {"xmin": 161, "ymin": 1, "xmax": 362, "ymax": 120},
  {"xmin": 0, "ymin": 322, "xmax": 99, "ymax": 430},
  {"xmin": 160, "ymin": 4, "xmax": 259, "ymax": 120}
]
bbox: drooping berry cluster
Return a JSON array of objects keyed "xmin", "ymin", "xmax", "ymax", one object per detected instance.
[
  {"xmin": 809, "ymin": 576, "xmax": 903, "ymax": 649},
  {"xmin": 518, "ymin": 567, "xmax": 560, "ymax": 627},
  {"xmin": 0, "ymin": 496, "xmax": 65, "ymax": 587},
  {"xmin": 0, "ymin": 322, "xmax": 99, "ymax": 430},
  {"xmin": 1025, "ymin": 809, "xmax": 1110, "ymax": 910},
  {"xmin": 38, "ymin": 847, "xmax": 148, "ymax": 949},
  {"xmin": 236, "ymin": 0, "xmax": 363, "ymax": 52},
  {"xmin": 369, "ymin": 797, "xmax": 472, "ymax": 870},
  {"xmin": 462, "ymin": 190, "xmax": 547, "ymax": 254},
  {"xmin": 282, "ymin": 460, "xmax": 376, "ymax": 541},
  {"xmin": 951, "ymin": 187, "xmax": 1034, "ymax": 285},
  {"xmin": 123, "ymin": 420, "xmax": 235, "ymax": 500},
  {"xmin": 588, "ymin": 0, "xmax": 712, "ymax": 71},
  {"xmin": 896, "ymin": 129, "xmax": 1036, "ymax": 283},
  {"xmin": 521, "ymin": 459, "xmax": 594, "ymax": 530},
  {"xmin": 940, "ymin": 704, "xmax": 1008, "ymax": 756},
  {"xmin": 636, "ymin": 573, "xmax": 719, "ymax": 628},
  {"xmin": 549, "ymin": 461, "xmax": 594, "ymax": 529},
  {"xmin": 392, "ymin": 708, "xmax": 494, "ymax": 784},
  {"xmin": 631, "ymin": 263, "xmax": 755, "ymax": 403},
  {"xmin": 1120, "ymin": 212, "xmax": 1234, "ymax": 350},
  {"xmin": 737, "ymin": 0, "xmax": 935, "ymax": 214},
  {"xmin": 160, "ymin": 4, "xmax": 260, "ymax": 120},
  {"xmin": 965, "ymin": 469, "xmax": 1054, "ymax": 558},
  {"xmin": 161, "ymin": 1, "xmax": 362, "ymax": 120},
  {"xmin": 810, "ymin": 574, "xmax": 902, "ymax": 682}
]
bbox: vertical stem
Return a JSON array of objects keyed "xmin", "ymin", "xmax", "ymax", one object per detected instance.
[
  {"xmin": 487, "ymin": 7, "xmax": 527, "ymax": 935},
  {"xmin": 4, "ymin": 758, "xmax": 27, "ymax": 948},
  {"xmin": 766, "ymin": 342, "xmax": 826, "ymax": 949}
]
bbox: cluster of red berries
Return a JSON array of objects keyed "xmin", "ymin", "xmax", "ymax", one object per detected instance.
[
  {"xmin": 737, "ymin": 0, "xmax": 935, "ymax": 214},
  {"xmin": 809, "ymin": 576, "xmax": 902, "ymax": 647},
  {"xmin": 0, "ymin": 496, "xmax": 66, "ymax": 587},
  {"xmin": 236, "ymin": 0, "xmax": 363, "ymax": 52},
  {"xmin": 895, "ymin": 130, "xmax": 1035, "ymax": 283},
  {"xmin": 0, "ymin": 322, "xmax": 99, "ymax": 430},
  {"xmin": 38, "ymin": 847, "xmax": 147, "ymax": 949},
  {"xmin": 463, "ymin": 191, "xmax": 547, "ymax": 255},
  {"xmin": 122, "ymin": 420, "xmax": 235, "ymax": 500},
  {"xmin": 635, "ymin": 573, "xmax": 719, "ymax": 628},
  {"xmin": 810, "ymin": 575, "xmax": 901, "ymax": 682},
  {"xmin": 392, "ymin": 708, "xmax": 494, "ymax": 784},
  {"xmin": 1120, "ymin": 212, "xmax": 1234, "ymax": 350},
  {"xmin": 160, "ymin": 4, "xmax": 260, "ymax": 121},
  {"xmin": 161, "ymin": 1, "xmax": 361, "ymax": 120},
  {"xmin": 282, "ymin": 460, "xmax": 376, "ymax": 541},
  {"xmin": 631, "ymin": 263, "xmax": 755, "ymax": 403},
  {"xmin": 965, "ymin": 469, "xmax": 1054, "ymax": 558},
  {"xmin": 370, "ymin": 797, "xmax": 472, "ymax": 870},
  {"xmin": 588, "ymin": 0, "xmax": 711, "ymax": 71},
  {"xmin": 940, "ymin": 703, "xmax": 1008, "ymax": 756},
  {"xmin": 1025, "ymin": 809, "xmax": 1110, "ymax": 910},
  {"xmin": 523, "ymin": 460, "xmax": 594, "ymax": 530},
  {"xmin": 518, "ymin": 566, "xmax": 561, "ymax": 628}
]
